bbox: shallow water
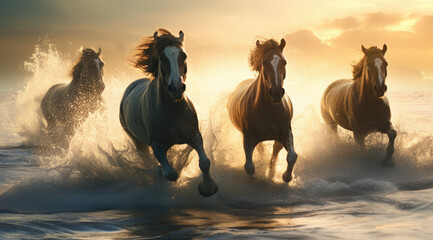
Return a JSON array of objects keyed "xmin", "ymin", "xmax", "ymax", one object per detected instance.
[
  {"xmin": 1, "ymin": 45, "xmax": 433, "ymax": 239},
  {"xmin": 1, "ymin": 90, "xmax": 433, "ymax": 239}
]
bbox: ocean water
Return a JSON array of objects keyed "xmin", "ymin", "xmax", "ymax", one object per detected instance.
[{"xmin": 0, "ymin": 45, "xmax": 433, "ymax": 239}]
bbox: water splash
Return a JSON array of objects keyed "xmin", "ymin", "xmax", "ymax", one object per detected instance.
[{"xmin": 2, "ymin": 41, "xmax": 433, "ymax": 213}]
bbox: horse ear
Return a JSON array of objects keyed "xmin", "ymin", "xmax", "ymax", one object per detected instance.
[
  {"xmin": 361, "ymin": 45, "xmax": 367, "ymax": 54},
  {"xmin": 177, "ymin": 31, "xmax": 184, "ymax": 43},
  {"xmin": 279, "ymin": 38, "xmax": 286, "ymax": 51},
  {"xmin": 153, "ymin": 31, "xmax": 158, "ymax": 40},
  {"xmin": 256, "ymin": 40, "xmax": 261, "ymax": 47},
  {"xmin": 97, "ymin": 47, "xmax": 101, "ymax": 55},
  {"xmin": 382, "ymin": 44, "xmax": 387, "ymax": 55}
]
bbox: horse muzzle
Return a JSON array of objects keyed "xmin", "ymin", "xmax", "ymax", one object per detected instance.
[
  {"xmin": 374, "ymin": 84, "xmax": 387, "ymax": 98},
  {"xmin": 168, "ymin": 82, "xmax": 186, "ymax": 102},
  {"xmin": 269, "ymin": 87, "xmax": 285, "ymax": 103}
]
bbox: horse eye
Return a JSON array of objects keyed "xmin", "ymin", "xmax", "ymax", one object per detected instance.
[
  {"xmin": 384, "ymin": 62, "xmax": 388, "ymax": 67},
  {"xmin": 180, "ymin": 52, "xmax": 187, "ymax": 60}
]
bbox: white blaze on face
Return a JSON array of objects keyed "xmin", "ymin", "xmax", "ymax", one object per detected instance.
[
  {"xmin": 163, "ymin": 46, "xmax": 182, "ymax": 87},
  {"xmin": 271, "ymin": 54, "xmax": 281, "ymax": 86},
  {"xmin": 374, "ymin": 58, "xmax": 384, "ymax": 85},
  {"xmin": 94, "ymin": 58, "xmax": 103, "ymax": 79}
]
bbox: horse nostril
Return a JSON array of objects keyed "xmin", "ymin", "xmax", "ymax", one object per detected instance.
[
  {"xmin": 384, "ymin": 85, "xmax": 387, "ymax": 92},
  {"xmin": 168, "ymin": 84, "xmax": 175, "ymax": 93},
  {"xmin": 280, "ymin": 88, "xmax": 285, "ymax": 96},
  {"xmin": 182, "ymin": 83, "xmax": 186, "ymax": 92}
]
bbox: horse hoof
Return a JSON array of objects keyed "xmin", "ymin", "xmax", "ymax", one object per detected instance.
[
  {"xmin": 244, "ymin": 163, "xmax": 255, "ymax": 175},
  {"xmin": 163, "ymin": 168, "xmax": 179, "ymax": 181},
  {"xmin": 382, "ymin": 156, "xmax": 394, "ymax": 167},
  {"xmin": 198, "ymin": 182, "xmax": 218, "ymax": 198},
  {"xmin": 282, "ymin": 171, "xmax": 292, "ymax": 183}
]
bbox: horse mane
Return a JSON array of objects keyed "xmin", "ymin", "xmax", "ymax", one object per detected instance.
[
  {"xmin": 71, "ymin": 48, "xmax": 99, "ymax": 80},
  {"xmin": 249, "ymin": 38, "xmax": 280, "ymax": 72},
  {"xmin": 352, "ymin": 46, "xmax": 383, "ymax": 80},
  {"xmin": 134, "ymin": 28, "xmax": 183, "ymax": 78}
]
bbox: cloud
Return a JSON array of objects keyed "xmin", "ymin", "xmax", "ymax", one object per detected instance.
[{"xmin": 282, "ymin": 12, "xmax": 433, "ymax": 90}]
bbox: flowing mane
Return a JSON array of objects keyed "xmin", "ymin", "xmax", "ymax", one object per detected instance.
[
  {"xmin": 249, "ymin": 39, "xmax": 281, "ymax": 72},
  {"xmin": 134, "ymin": 28, "xmax": 183, "ymax": 78},
  {"xmin": 72, "ymin": 48, "xmax": 99, "ymax": 80},
  {"xmin": 352, "ymin": 46, "xmax": 383, "ymax": 80}
]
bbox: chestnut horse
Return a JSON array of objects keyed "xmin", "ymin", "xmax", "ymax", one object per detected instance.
[
  {"xmin": 227, "ymin": 38, "xmax": 298, "ymax": 182},
  {"xmin": 119, "ymin": 29, "xmax": 218, "ymax": 197},
  {"xmin": 321, "ymin": 44, "xmax": 396, "ymax": 165}
]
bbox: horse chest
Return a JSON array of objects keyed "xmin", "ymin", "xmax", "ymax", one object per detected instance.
[
  {"xmin": 352, "ymin": 102, "xmax": 391, "ymax": 130},
  {"xmin": 149, "ymin": 108, "xmax": 198, "ymax": 144},
  {"xmin": 245, "ymin": 105, "xmax": 291, "ymax": 138}
]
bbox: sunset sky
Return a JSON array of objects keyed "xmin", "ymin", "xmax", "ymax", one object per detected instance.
[{"xmin": 1, "ymin": 0, "xmax": 433, "ymax": 91}]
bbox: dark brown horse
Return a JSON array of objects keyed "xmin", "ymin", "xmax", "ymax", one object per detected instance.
[
  {"xmin": 227, "ymin": 38, "xmax": 298, "ymax": 182},
  {"xmin": 41, "ymin": 48, "xmax": 105, "ymax": 143},
  {"xmin": 119, "ymin": 29, "xmax": 218, "ymax": 197},
  {"xmin": 321, "ymin": 44, "xmax": 396, "ymax": 165}
]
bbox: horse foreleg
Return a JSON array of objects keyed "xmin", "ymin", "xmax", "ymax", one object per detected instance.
[
  {"xmin": 381, "ymin": 123, "xmax": 396, "ymax": 166},
  {"xmin": 243, "ymin": 134, "xmax": 258, "ymax": 175},
  {"xmin": 268, "ymin": 141, "xmax": 283, "ymax": 179},
  {"xmin": 151, "ymin": 143, "xmax": 178, "ymax": 181},
  {"xmin": 280, "ymin": 128, "xmax": 298, "ymax": 183},
  {"xmin": 188, "ymin": 134, "xmax": 218, "ymax": 197}
]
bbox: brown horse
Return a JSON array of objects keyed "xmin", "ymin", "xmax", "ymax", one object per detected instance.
[
  {"xmin": 227, "ymin": 38, "xmax": 298, "ymax": 182},
  {"xmin": 321, "ymin": 44, "xmax": 396, "ymax": 165},
  {"xmin": 41, "ymin": 48, "xmax": 105, "ymax": 144},
  {"xmin": 119, "ymin": 29, "xmax": 218, "ymax": 197}
]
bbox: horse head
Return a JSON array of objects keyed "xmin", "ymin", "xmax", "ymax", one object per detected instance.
[
  {"xmin": 155, "ymin": 30, "xmax": 187, "ymax": 102},
  {"xmin": 75, "ymin": 47, "xmax": 105, "ymax": 95},
  {"xmin": 362, "ymin": 44, "xmax": 388, "ymax": 98},
  {"xmin": 255, "ymin": 38, "xmax": 287, "ymax": 103}
]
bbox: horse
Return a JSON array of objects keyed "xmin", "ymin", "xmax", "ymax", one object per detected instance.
[
  {"xmin": 41, "ymin": 47, "xmax": 105, "ymax": 144},
  {"xmin": 320, "ymin": 44, "xmax": 396, "ymax": 166},
  {"xmin": 119, "ymin": 29, "xmax": 218, "ymax": 197},
  {"xmin": 227, "ymin": 38, "xmax": 298, "ymax": 182}
]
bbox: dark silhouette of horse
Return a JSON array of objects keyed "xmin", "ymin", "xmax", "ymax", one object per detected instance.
[
  {"xmin": 41, "ymin": 48, "xmax": 105, "ymax": 144},
  {"xmin": 119, "ymin": 29, "xmax": 218, "ymax": 197},
  {"xmin": 227, "ymin": 38, "xmax": 298, "ymax": 182},
  {"xmin": 321, "ymin": 44, "xmax": 396, "ymax": 165}
]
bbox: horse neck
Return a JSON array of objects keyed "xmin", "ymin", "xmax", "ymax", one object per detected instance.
[
  {"xmin": 68, "ymin": 77, "xmax": 96, "ymax": 100},
  {"xmin": 252, "ymin": 70, "xmax": 271, "ymax": 105},
  {"xmin": 68, "ymin": 77, "xmax": 82, "ymax": 97},
  {"xmin": 352, "ymin": 60, "xmax": 375, "ymax": 104}
]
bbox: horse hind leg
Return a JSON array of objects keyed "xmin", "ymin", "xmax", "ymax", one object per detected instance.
[
  {"xmin": 321, "ymin": 108, "xmax": 338, "ymax": 135},
  {"xmin": 268, "ymin": 141, "xmax": 283, "ymax": 179},
  {"xmin": 354, "ymin": 131, "xmax": 367, "ymax": 151}
]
